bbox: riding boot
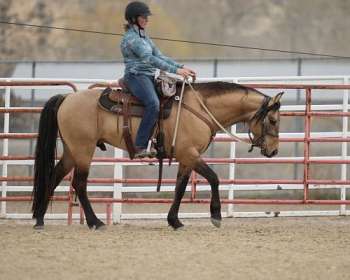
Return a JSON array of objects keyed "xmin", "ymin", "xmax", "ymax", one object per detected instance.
[{"xmin": 135, "ymin": 147, "xmax": 157, "ymax": 158}]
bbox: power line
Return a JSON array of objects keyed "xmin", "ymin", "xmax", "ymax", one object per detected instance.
[
  {"xmin": 0, "ymin": 21, "xmax": 124, "ymax": 36},
  {"xmin": 0, "ymin": 20, "xmax": 349, "ymax": 59}
]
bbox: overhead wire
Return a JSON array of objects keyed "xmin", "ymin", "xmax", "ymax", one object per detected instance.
[{"xmin": 0, "ymin": 20, "xmax": 349, "ymax": 59}]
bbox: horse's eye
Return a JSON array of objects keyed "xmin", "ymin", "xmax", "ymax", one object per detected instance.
[{"xmin": 269, "ymin": 119, "xmax": 277, "ymax": 126}]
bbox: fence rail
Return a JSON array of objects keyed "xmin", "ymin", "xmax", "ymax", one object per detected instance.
[{"xmin": 1, "ymin": 76, "xmax": 350, "ymax": 224}]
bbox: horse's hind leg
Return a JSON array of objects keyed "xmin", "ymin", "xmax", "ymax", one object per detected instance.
[
  {"xmin": 194, "ymin": 160, "xmax": 221, "ymax": 228},
  {"xmin": 72, "ymin": 167, "xmax": 105, "ymax": 230},
  {"xmin": 34, "ymin": 147, "xmax": 74, "ymax": 229},
  {"xmin": 167, "ymin": 164, "xmax": 191, "ymax": 230}
]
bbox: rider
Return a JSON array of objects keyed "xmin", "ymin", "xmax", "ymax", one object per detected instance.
[{"xmin": 121, "ymin": 1, "xmax": 196, "ymax": 158}]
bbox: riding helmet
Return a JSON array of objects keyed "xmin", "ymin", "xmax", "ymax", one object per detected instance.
[{"xmin": 125, "ymin": 1, "xmax": 152, "ymax": 23}]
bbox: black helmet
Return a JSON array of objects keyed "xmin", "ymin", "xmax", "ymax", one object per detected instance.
[{"xmin": 125, "ymin": 1, "xmax": 152, "ymax": 23}]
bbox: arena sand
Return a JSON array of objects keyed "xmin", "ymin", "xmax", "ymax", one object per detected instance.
[{"xmin": 1, "ymin": 217, "xmax": 350, "ymax": 280}]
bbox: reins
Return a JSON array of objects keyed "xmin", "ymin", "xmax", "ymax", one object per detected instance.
[
  {"xmin": 186, "ymin": 79, "xmax": 251, "ymax": 144},
  {"xmin": 170, "ymin": 78, "xmax": 280, "ymax": 158},
  {"xmin": 170, "ymin": 79, "xmax": 186, "ymax": 159}
]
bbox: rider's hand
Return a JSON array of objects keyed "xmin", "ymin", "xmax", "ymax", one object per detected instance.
[{"xmin": 176, "ymin": 67, "xmax": 196, "ymax": 80}]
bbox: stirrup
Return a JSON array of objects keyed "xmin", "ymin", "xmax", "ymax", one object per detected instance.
[
  {"xmin": 134, "ymin": 147, "xmax": 157, "ymax": 158},
  {"xmin": 148, "ymin": 147, "xmax": 157, "ymax": 158}
]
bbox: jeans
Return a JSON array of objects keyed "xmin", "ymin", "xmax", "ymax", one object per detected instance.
[{"xmin": 123, "ymin": 73, "xmax": 160, "ymax": 148}]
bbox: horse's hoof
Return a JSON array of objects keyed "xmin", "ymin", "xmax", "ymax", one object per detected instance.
[
  {"xmin": 168, "ymin": 219, "xmax": 184, "ymax": 230},
  {"xmin": 33, "ymin": 224, "xmax": 44, "ymax": 230},
  {"xmin": 211, "ymin": 218, "xmax": 221, "ymax": 228},
  {"xmin": 173, "ymin": 223, "xmax": 184, "ymax": 231},
  {"xmin": 95, "ymin": 223, "xmax": 107, "ymax": 231},
  {"xmin": 89, "ymin": 220, "xmax": 106, "ymax": 231}
]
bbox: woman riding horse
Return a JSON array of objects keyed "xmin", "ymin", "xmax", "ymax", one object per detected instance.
[
  {"xmin": 121, "ymin": 1, "xmax": 196, "ymax": 158},
  {"xmin": 31, "ymin": 2, "xmax": 283, "ymax": 231}
]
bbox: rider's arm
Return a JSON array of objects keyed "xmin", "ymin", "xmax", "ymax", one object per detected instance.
[
  {"xmin": 127, "ymin": 35, "xmax": 179, "ymax": 74},
  {"xmin": 149, "ymin": 39, "xmax": 184, "ymax": 69}
]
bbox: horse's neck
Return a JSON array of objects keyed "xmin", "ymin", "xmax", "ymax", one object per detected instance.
[{"xmin": 205, "ymin": 89, "xmax": 263, "ymax": 127}]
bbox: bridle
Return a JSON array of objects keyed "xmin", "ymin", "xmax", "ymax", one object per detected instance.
[
  {"xmin": 248, "ymin": 95, "xmax": 281, "ymax": 153},
  {"xmin": 185, "ymin": 80, "xmax": 281, "ymax": 150}
]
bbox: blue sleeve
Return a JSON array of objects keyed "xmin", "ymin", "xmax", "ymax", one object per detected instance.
[{"xmin": 127, "ymin": 35, "xmax": 179, "ymax": 74}]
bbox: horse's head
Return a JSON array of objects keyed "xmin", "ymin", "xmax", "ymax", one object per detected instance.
[{"xmin": 248, "ymin": 92, "xmax": 284, "ymax": 158}]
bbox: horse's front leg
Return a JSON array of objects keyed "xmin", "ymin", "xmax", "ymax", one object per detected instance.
[
  {"xmin": 194, "ymin": 159, "xmax": 221, "ymax": 228},
  {"xmin": 167, "ymin": 164, "xmax": 191, "ymax": 230}
]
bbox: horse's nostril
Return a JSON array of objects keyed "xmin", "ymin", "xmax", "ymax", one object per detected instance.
[{"xmin": 271, "ymin": 149, "xmax": 278, "ymax": 157}]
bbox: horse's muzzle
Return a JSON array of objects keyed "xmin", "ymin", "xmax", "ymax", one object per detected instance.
[{"xmin": 263, "ymin": 149, "xmax": 278, "ymax": 158}]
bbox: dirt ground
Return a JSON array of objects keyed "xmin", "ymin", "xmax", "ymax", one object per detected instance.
[{"xmin": 1, "ymin": 217, "xmax": 350, "ymax": 280}]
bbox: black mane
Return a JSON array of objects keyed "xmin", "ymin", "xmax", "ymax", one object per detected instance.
[{"xmin": 179, "ymin": 81, "xmax": 265, "ymax": 98}]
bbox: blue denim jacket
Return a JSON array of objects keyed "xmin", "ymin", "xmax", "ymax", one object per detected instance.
[{"xmin": 120, "ymin": 26, "xmax": 182, "ymax": 76}]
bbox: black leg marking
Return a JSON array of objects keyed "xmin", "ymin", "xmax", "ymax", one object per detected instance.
[
  {"xmin": 167, "ymin": 165, "xmax": 191, "ymax": 230},
  {"xmin": 72, "ymin": 168, "xmax": 105, "ymax": 230},
  {"xmin": 194, "ymin": 160, "xmax": 221, "ymax": 227},
  {"xmin": 34, "ymin": 158, "xmax": 73, "ymax": 230}
]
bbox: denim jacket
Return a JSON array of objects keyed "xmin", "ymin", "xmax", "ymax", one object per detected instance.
[{"xmin": 120, "ymin": 26, "xmax": 183, "ymax": 76}]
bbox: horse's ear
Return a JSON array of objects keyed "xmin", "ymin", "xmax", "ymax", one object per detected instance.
[{"xmin": 272, "ymin": 91, "xmax": 284, "ymax": 103}]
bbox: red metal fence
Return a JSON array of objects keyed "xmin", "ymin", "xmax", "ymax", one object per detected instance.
[{"xmin": 1, "ymin": 80, "xmax": 350, "ymax": 224}]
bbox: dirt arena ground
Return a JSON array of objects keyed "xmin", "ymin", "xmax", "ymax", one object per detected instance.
[{"xmin": 1, "ymin": 217, "xmax": 350, "ymax": 280}]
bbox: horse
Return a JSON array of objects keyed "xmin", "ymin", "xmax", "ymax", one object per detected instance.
[{"xmin": 32, "ymin": 81, "xmax": 283, "ymax": 230}]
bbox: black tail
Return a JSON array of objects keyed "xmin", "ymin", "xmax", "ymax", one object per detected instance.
[{"xmin": 32, "ymin": 94, "xmax": 66, "ymax": 219}]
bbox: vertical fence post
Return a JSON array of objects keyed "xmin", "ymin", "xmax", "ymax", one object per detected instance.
[
  {"xmin": 303, "ymin": 88, "xmax": 312, "ymax": 201},
  {"xmin": 209, "ymin": 58, "xmax": 218, "ymax": 166},
  {"xmin": 190, "ymin": 171, "xmax": 197, "ymax": 201},
  {"xmin": 294, "ymin": 58, "xmax": 303, "ymax": 180},
  {"xmin": 213, "ymin": 58, "xmax": 218, "ymax": 78},
  {"xmin": 28, "ymin": 61, "xmax": 36, "ymax": 176},
  {"xmin": 113, "ymin": 148, "xmax": 123, "ymax": 224},
  {"xmin": 227, "ymin": 78, "xmax": 238, "ymax": 218},
  {"xmin": 1, "ymin": 81, "xmax": 10, "ymax": 217},
  {"xmin": 227, "ymin": 124, "xmax": 237, "ymax": 217},
  {"xmin": 67, "ymin": 170, "xmax": 74, "ymax": 225},
  {"xmin": 106, "ymin": 203, "xmax": 112, "ymax": 225},
  {"xmin": 340, "ymin": 77, "xmax": 349, "ymax": 215}
]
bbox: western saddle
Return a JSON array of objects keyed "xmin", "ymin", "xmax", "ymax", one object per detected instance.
[{"xmin": 97, "ymin": 78, "xmax": 178, "ymax": 159}]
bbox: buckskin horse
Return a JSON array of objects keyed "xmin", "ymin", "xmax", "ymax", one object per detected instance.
[{"xmin": 32, "ymin": 81, "xmax": 283, "ymax": 230}]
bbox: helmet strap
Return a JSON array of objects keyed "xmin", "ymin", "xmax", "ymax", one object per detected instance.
[
  {"xmin": 138, "ymin": 26, "xmax": 145, "ymax": 38},
  {"xmin": 131, "ymin": 18, "xmax": 145, "ymax": 38}
]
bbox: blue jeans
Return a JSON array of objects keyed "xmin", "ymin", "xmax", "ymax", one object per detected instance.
[{"xmin": 124, "ymin": 73, "xmax": 160, "ymax": 148}]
